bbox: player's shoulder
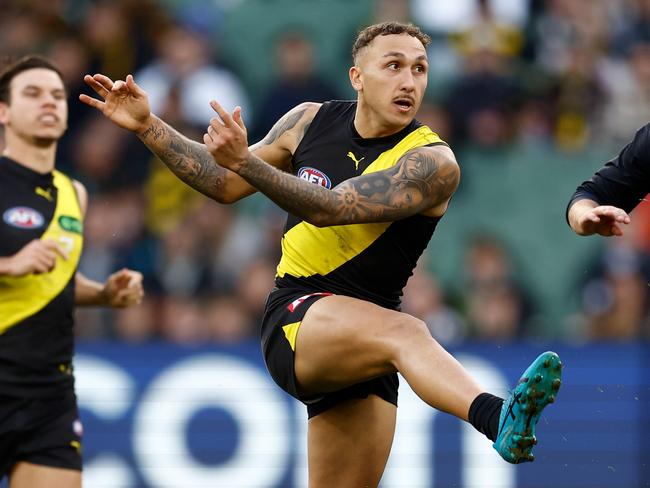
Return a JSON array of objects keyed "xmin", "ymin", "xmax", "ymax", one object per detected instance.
[
  {"xmin": 634, "ymin": 122, "xmax": 650, "ymax": 144},
  {"xmin": 71, "ymin": 179, "xmax": 88, "ymax": 216},
  {"xmin": 288, "ymin": 101, "xmax": 322, "ymax": 121}
]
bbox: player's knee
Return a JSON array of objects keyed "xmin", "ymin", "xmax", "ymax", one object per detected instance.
[{"xmin": 382, "ymin": 314, "xmax": 431, "ymax": 349}]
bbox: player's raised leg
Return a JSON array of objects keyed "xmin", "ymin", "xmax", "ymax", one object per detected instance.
[{"xmin": 294, "ymin": 294, "xmax": 483, "ymax": 420}]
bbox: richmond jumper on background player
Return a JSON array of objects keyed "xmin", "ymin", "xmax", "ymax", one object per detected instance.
[{"xmin": 82, "ymin": 22, "xmax": 562, "ymax": 487}]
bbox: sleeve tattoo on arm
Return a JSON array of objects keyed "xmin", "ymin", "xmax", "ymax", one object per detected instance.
[
  {"xmin": 250, "ymin": 104, "xmax": 313, "ymax": 151},
  {"xmin": 237, "ymin": 146, "xmax": 459, "ymax": 226},
  {"xmin": 137, "ymin": 104, "xmax": 315, "ymax": 201},
  {"xmin": 331, "ymin": 148, "xmax": 459, "ymax": 223},
  {"xmin": 139, "ymin": 120, "xmax": 227, "ymax": 199}
]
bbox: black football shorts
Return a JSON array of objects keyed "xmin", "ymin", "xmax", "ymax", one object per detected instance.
[
  {"xmin": 260, "ymin": 286, "xmax": 399, "ymax": 418},
  {"xmin": 0, "ymin": 390, "xmax": 82, "ymax": 479}
]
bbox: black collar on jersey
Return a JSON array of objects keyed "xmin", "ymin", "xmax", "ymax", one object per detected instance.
[
  {"xmin": 0, "ymin": 156, "xmax": 54, "ymax": 187},
  {"xmin": 347, "ymin": 112, "xmax": 419, "ymax": 149}
]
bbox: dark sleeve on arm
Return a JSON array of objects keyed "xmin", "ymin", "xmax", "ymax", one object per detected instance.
[{"xmin": 567, "ymin": 123, "xmax": 650, "ymax": 216}]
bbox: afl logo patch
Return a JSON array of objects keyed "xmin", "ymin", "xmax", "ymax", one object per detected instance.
[
  {"xmin": 3, "ymin": 207, "xmax": 45, "ymax": 229},
  {"xmin": 298, "ymin": 167, "xmax": 332, "ymax": 189}
]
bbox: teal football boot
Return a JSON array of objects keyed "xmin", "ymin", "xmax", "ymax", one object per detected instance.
[{"xmin": 493, "ymin": 351, "xmax": 562, "ymax": 463}]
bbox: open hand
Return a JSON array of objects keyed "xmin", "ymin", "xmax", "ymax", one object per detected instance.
[
  {"xmin": 102, "ymin": 268, "xmax": 144, "ymax": 308},
  {"xmin": 203, "ymin": 101, "xmax": 250, "ymax": 172},
  {"xmin": 80, "ymin": 74, "xmax": 151, "ymax": 133},
  {"xmin": 576, "ymin": 205, "xmax": 631, "ymax": 236},
  {"xmin": 5, "ymin": 239, "xmax": 68, "ymax": 276}
]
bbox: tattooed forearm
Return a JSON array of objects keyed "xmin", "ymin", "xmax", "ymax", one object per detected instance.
[
  {"xmin": 235, "ymin": 146, "xmax": 459, "ymax": 227},
  {"xmin": 238, "ymin": 152, "xmax": 339, "ymax": 224},
  {"xmin": 138, "ymin": 116, "xmax": 229, "ymax": 201}
]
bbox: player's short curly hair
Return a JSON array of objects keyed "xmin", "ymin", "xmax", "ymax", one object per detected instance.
[
  {"xmin": 0, "ymin": 55, "xmax": 63, "ymax": 104},
  {"xmin": 352, "ymin": 22, "xmax": 431, "ymax": 63}
]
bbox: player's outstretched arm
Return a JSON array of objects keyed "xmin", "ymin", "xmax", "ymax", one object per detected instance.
[
  {"xmin": 251, "ymin": 145, "xmax": 458, "ymax": 226},
  {"xmin": 80, "ymin": 74, "xmax": 274, "ymax": 203},
  {"xmin": 204, "ymin": 103, "xmax": 460, "ymax": 227},
  {"xmin": 75, "ymin": 269, "xmax": 144, "ymax": 307},
  {"xmin": 567, "ymin": 198, "xmax": 631, "ymax": 236}
]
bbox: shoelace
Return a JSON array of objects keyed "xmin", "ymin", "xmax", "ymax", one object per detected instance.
[{"xmin": 498, "ymin": 391, "xmax": 522, "ymax": 435}]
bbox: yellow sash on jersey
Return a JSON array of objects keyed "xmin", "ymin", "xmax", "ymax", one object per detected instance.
[
  {"xmin": 277, "ymin": 126, "xmax": 445, "ymax": 278},
  {"xmin": 0, "ymin": 171, "xmax": 83, "ymax": 333}
]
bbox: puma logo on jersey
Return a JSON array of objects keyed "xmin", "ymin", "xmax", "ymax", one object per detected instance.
[
  {"xmin": 347, "ymin": 151, "xmax": 364, "ymax": 170},
  {"xmin": 35, "ymin": 186, "xmax": 53, "ymax": 201}
]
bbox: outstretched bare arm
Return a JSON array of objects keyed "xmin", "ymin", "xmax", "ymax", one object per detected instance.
[{"xmin": 80, "ymin": 74, "xmax": 317, "ymax": 203}]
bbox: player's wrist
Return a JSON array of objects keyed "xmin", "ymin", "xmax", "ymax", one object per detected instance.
[{"xmin": 135, "ymin": 114, "xmax": 157, "ymax": 138}]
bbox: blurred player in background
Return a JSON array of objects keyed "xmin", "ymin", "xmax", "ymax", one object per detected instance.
[
  {"xmin": 82, "ymin": 22, "xmax": 561, "ymax": 486},
  {"xmin": 0, "ymin": 56, "xmax": 143, "ymax": 488}
]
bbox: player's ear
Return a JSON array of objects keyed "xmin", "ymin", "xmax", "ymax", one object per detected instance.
[{"xmin": 349, "ymin": 66, "xmax": 363, "ymax": 92}]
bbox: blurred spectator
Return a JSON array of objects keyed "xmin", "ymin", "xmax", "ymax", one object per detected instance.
[
  {"xmin": 412, "ymin": 0, "xmax": 529, "ymax": 34},
  {"xmin": 71, "ymin": 115, "xmax": 144, "ymax": 191},
  {"xmin": 531, "ymin": 0, "xmax": 610, "ymax": 75},
  {"xmin": 160, "ymin": 296, "xmax": 208, "ymax": 343},
  {"xmin": 135, "ymin": 22, "xmax": 250, "ymax": 128},
  {"xmin": 0, "ymin": 11, "xmax": 45, "ymax": 59},
  {"xmin": 578, "ymin": 224, "xmax": 650, "ymax": 340},
  {"xmin": 550, "ymin": 45, "xmax": 604, "ymax": 150},
  {"xmin": 513, "ymin": 98, "xmax": 554, "ymax": 148},
  {"xmin": 599, "ymin": 41, "xmax": 650, "ymax": 144},
  {"xmin": 449, "ymin": 0, "xmax": 525, "ymax": 60},
  {"xmin": 252, "ymin": 29, "xmax": 339, "ymax": 140},
  {"xmin": 156, "ymin": 219, "xmax": 213, "ymax": 298},
  {"xmin": 416, "ymin": 100, "xmax": 453, "ymax": 145},
  {"xmin": 234, "ymin": 259, "xmax": 278, "ymax": 325},
  {"xmin": 443, "ymin": 1, "xmax": 522, "ymax": 146},
  {"xmin": 613, "ymin": 0, "xmax": 650, "ymax": 55},
  {"xmin": 205, "ymin": 295, "xmax": 255, "ymax": 343},
  {"xmin": 402, "ymin": 264, "xmax": 468, "ymax": 345},
  {"xmin": 373, "ymin": 0, "xmax": 411, "ymax": 24},
  {"xmin": 461, "ymin": 235, "xmax": 535, "ymax": 340},
  {"xmin": 113, "ymin": 297, "xmax": 160, "ymax": 342}
]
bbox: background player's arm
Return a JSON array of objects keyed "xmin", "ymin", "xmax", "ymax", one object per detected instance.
[
  {"xmin": 567, "ymin": 198, "xmax": 630, "ymax": 236},
  {"xmin": 81, "ymin": 74, "xmax": 314, "ymax": 203},
  {"xmin": 566, "ymin": 124, "xmax": 649, "ymax": 237},
  {"xmin": 71, "ymin": 180, "xmax": 144, "ymax": 307}
]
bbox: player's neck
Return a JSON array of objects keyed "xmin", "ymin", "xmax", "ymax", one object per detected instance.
[
  {"xmin": 353, "ymin": 101, "xmax": 408, "ymax": 139},
  {"xmin": 2, "ymin": 132, "xmax": 57, "ymax": 174}
]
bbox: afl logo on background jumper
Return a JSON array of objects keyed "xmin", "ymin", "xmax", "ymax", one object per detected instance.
[
  {"xmin": 3, "ymin": 207, "xmax": 45, "ymax": 229},
  {"xmin": 297, "ymin": 167, "xmax": 332, "ymax": 189}
]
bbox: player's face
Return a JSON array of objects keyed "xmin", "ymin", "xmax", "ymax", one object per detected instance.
[
  {"xmin": 0, "ymin": 68, "xmax": 68, "ymax": 145},
  {"xmin": 354, "ymin": 33, "xmax": 428, "ymax": 129}
]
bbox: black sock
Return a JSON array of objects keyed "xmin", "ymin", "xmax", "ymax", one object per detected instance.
[{"xmin": 468, "ymin": 392, "xmax": 504, "ymax": 442}]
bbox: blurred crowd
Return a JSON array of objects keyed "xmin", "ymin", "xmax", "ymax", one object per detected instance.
[{"xmin": 1, "ymin": 0, "xmax": 650, "ymax": 344}]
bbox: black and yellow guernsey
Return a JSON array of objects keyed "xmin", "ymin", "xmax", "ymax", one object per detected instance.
[
  {"xmin": 276, "ymin": 101, "xmax": 448, "ymax": 310},
  {"xmin": 0, "ymin": 156, "xmax": 83, "ymax": 398}
]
